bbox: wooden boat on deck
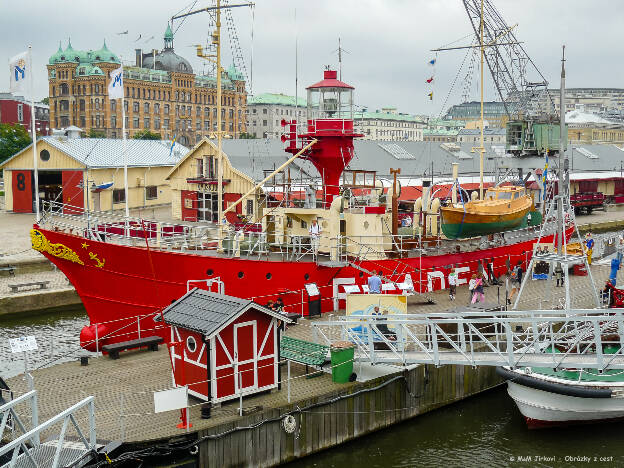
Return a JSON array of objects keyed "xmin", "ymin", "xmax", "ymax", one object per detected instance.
[{"xmin": 440, "ymin": 186, "xmax": 533, "ymax": 239}]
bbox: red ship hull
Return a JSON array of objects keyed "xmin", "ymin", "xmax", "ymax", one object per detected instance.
[{"xmin": 32, "ymin": 225, "xmax": 570, "ymax": 349}]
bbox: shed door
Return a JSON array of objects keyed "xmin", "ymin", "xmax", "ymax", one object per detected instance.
[
  {"xmin": 62, "ymin": 170, "xmax": 84, "ymax": 214},
  {"xmin": 12, "ymin": 170, "xmax": 33, "ymax": 213},
  {"xmin": 234, "ymin": 321, "xmax": 257, "ymax": 393}
]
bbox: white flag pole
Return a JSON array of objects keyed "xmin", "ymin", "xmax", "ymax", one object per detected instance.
[
  {"xmin": 28, "ymin": 45, "xmax": 40, "ymax": 223},
  {"xmin": 121, "ymin": 64, "xmax": 129, "ymax": 219}
]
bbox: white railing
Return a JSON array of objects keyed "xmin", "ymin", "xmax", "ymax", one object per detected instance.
[
  {"xmin": 0, "ymin": 391, "xmax": 96, "ymax": 468},
  {"xmin": 312, "ymin": 309, "xmax": 624, "ymax": 370}
]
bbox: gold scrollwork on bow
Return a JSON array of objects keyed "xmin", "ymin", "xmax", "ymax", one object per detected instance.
[{"xmin": 30, "ymin": 229, "xmax": 84, "ymax": 265}]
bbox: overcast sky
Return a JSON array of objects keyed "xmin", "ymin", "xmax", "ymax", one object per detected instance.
[{"xmin": 2, "ymin": 0, "xmax": 623, "ymax": 116}]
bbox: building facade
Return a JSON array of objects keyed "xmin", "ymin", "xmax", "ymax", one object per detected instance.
[
  {"xmin": 166, "ymin": 138, "xmax": 262, "ymax": 223},
  {"xmin": 0, "ymin": 93, "xmax": 50, "ymax": 135},
  {"xmin": 525, "ymin": 88, "xmax": 624, "ymax": 118},
  {"xmin": 445, "ymin": 101, "xmax": 508, "ymax": 128},
  {"xmin": 246, "ymin": 93, "xmax": 308, "ymax": 138},
  {"xmin": 0, "ymin": 133, "xmax": 188, "ymax": 214},
  {"xmin": 47, "ymin": 25, "xmax": 247, "ymax": 146},
  {"xmin": 353, "ymin": 108, "xmax": 424, "ymax": 141},
  {"xmin": 457, "ymin": 128, "xmax": 506, "ymax": 144}
]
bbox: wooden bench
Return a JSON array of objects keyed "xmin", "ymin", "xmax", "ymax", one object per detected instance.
[
  {"xmin": 101, "ymin": 336, "xmax": 164, "ymax": 360},
  {"xmin": 0, "ymin": 265, "xmax": 16, "ymax": 277},
  {"xmin": 280, "ymin": 336, "xmax": 329, "ymax": 376},
  {"xmin": 8, "ymin": 281, "xmax": 50, "ymax": 293}
]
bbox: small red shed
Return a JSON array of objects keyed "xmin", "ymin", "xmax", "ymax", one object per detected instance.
[{"xmin": 162, "ymin": 288, "xmax": 292, "ymax": 404}]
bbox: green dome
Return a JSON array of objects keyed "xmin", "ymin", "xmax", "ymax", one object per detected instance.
[
  {"xmin": 93, "ymin": 40, "xmax": 119, "ymax": 63},
  {"xmin": 48, "ymin": 42, "xmax": 64, "ymax": 64},
  {"xmin": 62, "ymin": 39, "xmax": 80, "ymax": 62},
  {"xmin": 164, "ymin": 23, "xmax": 174, "ymax": 40}
]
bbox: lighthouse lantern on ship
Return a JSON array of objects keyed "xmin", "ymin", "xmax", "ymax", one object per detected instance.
[{"xmin": 270, "ymin": 68, "xmax": 393, "ymax": 261}]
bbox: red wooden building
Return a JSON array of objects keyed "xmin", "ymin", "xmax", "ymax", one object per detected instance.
[
  {"xmin": 0, "ymin": 93, "xmax": 50, "ymax": 135},
  {"xmin": 162, "ymin": 288, "xmax": 292, "ymax": 403}
]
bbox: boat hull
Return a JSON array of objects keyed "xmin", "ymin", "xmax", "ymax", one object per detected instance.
[
  {"xmin": 440, "ymin": 203, "xmax": 531, "ymax": 239},
  {"xmin": 507, "ymin": 381, "xmax": 624, "ymax": 429},
  {"xmin": 31, "ymin": 224, "xmax": 570, "ymax": 348}
]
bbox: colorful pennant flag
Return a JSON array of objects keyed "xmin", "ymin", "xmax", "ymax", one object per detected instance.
[
  {"xmin": 426, "ymin": 77, "xmax": 434, "ymax": 84},
  {"xmin": 428, "ymin": 58, "xmax": 436, "ymax": 66},
  {"xmin": 428, "ymin": 92, "xmax": 434, "ymax": 101}
]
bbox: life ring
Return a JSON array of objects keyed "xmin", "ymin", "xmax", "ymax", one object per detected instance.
[{"xmin": 282, "ymin": 414, "xmax": 297, "ymax": 434}]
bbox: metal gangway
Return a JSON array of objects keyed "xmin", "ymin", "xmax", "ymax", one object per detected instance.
[
  {"xmin": 312, "ymin": 308, "xmax": 624, "ymax": 371},
  {"xmin": 0, "ymin": 389, "xmax": 97, "ymax": 468}
]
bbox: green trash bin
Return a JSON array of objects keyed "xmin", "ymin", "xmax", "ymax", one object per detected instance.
[{"xmin": 330, "ymin": 341, "xmax": 355, "ymax": 383}]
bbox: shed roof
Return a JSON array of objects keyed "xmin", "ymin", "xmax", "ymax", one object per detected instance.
[
  {"xmin": 0, "ymin": 137, "xmax": 190, "ymax": 170},
  {"xmin": 162, "ymin": 288, "xmax": 291, "ymax": 337}
]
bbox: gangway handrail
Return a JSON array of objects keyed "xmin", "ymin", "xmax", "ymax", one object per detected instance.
[
  {"xmin": 0, "ymin": 395, "xmax": 96, "ymax": 468},
  {"xmin": 312, "ymin": 309, "xmax": 624, "ymax": 370}
]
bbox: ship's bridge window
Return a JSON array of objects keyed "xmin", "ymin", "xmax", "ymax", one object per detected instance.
[{"xmin": 497, "ymin": 192, "xmax": 512, "ymax": 200}]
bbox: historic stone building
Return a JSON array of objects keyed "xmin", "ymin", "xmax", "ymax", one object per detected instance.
[{"xmin": 47, "ymin": 25, "xmax": 247, "ymax": 146}]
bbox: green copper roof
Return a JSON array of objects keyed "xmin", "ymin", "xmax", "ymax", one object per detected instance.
[
  {"xmin": 248, "ymin": 93, "xmax": 306, "ymax": 107},
  {"xmin": 48, "ymin": 42, "xmax": 64, "ymax": 64},
  {"xmin": 49, "ymin": 39, "xmax": 119, "ymax": 65},
  {"xmin": 226, "ymin": 64, "xmax": 245, "ymax": 82},
  {"xmin": 93, "ymin": 40, "xmax": 120, "ymax": 63},
  {"xmin": 164, "ymin": 24, "xmax": 174, "ymax": 40},
  {"xmin": 354, "ymin": 110, "xmax": 425, "ymax": 123}
]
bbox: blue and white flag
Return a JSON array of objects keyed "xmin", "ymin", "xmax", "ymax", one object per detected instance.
[
  {"xmin": 108, "ymin": 65, "xmax": 124, "ymax": 100},
  {"xmin": 9, "ymin": 51, "xmax": 30, "ymax": 94}
]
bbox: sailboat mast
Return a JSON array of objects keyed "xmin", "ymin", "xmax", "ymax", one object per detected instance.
[
  {"xmin": 216, "ymin": 0, "xmax": 223, "ymax": 227},
  {"xmin": 479, "ymin": 0, "xmax": 485, "ymax": 200}
]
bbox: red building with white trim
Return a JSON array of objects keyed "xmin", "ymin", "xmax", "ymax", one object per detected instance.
[
  {"xmin": 162, "ymin": 288, "xmax": 292, "ymax": 404},
  {"xmin": 0, "ymin": 93, "xmax": 50, "ymax": 135}
]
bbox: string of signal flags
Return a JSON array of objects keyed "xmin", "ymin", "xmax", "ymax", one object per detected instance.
[{"xmin": 426, "ymin": 55, "xmax": 437, "ymax": 101}]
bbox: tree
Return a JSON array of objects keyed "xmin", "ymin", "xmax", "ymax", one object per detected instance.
[
  {"xmin": 239, "ymin": 132, "xmax": 256, "ymax": 139},
  {"xmin": 133, "ymin": 129, "xmax": 161, "ymax": 140},
  {"xmin": 88, "ymin": 128, "xmax": 106, "ymax": 138},
  {"xmin": 40, "ymin": 97, "xmax": 49, "ymax": 105},
  {"xmin": 0, "ymin": 123, "xmax": 32, "ymax": 165}
]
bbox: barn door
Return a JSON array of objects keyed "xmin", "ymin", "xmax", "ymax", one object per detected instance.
[
  {"xmin": 11, "ymin": 170, "xmax": 33, "ymax": 213},
  {"xmin": 234, "ymin": 321, "xmax": 257, "ymax": 393}
]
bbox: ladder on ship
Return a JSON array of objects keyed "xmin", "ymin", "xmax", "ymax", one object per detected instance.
[{"xmin": 311, "ymin": 308, "xmax": 624, "ymax": 370}]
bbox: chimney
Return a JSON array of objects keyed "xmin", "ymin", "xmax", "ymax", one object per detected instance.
[{"xmin": 135, "ymin": 49, "xmax": 143, "ymax": 67}]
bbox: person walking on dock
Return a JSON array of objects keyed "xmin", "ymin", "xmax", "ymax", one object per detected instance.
[
  {"xmin": 554, "ymin": 263, "xmax": 564, "ymax": 287},
  {"xmin": 610, "ymin": 257, "xmax": 620, "ymax": 286},
  {"xmin": 471, "ymin": 273, "xmax": 485, "ymax": 304},
  {"xmin": 448, "ymin": 268, "xmax": 458, "ymax": 301},
  {"xmin": 585, "ymin": 232, "xmax": 595, "ymax": 265},
  {"xmin": 508, "ymin": 261, "xmax": 523, "ymax": 304},
  {"xmin": 368, "ymin": 270, "xmax": 382, "ymax": 294}
]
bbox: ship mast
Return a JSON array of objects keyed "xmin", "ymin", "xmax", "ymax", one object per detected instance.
[
  {"xmin": 172, "ymin": 1, "xmax": 252, "ymax": 245},
  {"xmin": 479, "ymin": 0, "xmax": 484, "ymax": 199}
]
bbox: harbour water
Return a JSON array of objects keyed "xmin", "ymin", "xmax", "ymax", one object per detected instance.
[
  {"xmin": 2, "ymin": 307, "xmax": 624, "ymax": 467},
  {"xmin": 288, "ymin": 387, "xmax": 624, "ymax": 468},
  {"xmin": 0, "ymin": 305, "xmax": 90, "ymax": 378}
]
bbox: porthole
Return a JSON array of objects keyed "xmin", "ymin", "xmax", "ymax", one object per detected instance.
[
  {"xmin": 304, "ymin": 273, "xmax": 310, "ymax": 281},
  {"xmin": 266, "ymin": 273, "xmax": 272, "ymax": 280},
  {"xmin": 40, "ymin": 149, "xmax": 50, "ymax": 162},
  {"xmin": 359, "ymin": 271, "xmax": 364, "ymax": 278},
  {"xmin": 186, "ymin": 336, "xmax": 197, "ymax": 353},
  {"xmin": 207, "ymin": 269, "xmax": 214, "ymax": 276},
  {"xmin": 238, "ymin": 271, "xmax": 244, "ymax": 278}
]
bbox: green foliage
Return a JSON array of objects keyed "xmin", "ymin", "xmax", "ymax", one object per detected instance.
[
  {"xmin": 88, "ymin": 128, "xmax": 106, "ymax": 138},
  {"xmin": 40, "ymin": 97, "xmax": 49, "ymax": 105},
  {"xmin": 239, "ymin": 132, "xmax": 256, "ymax": 139},
  {"xmin": 0, "ymin": 123, "xmax": 32, "ymax": 165},
  {"xmin": 133, "ymin": 129, "xmax": 161, "ymax": 140}
]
